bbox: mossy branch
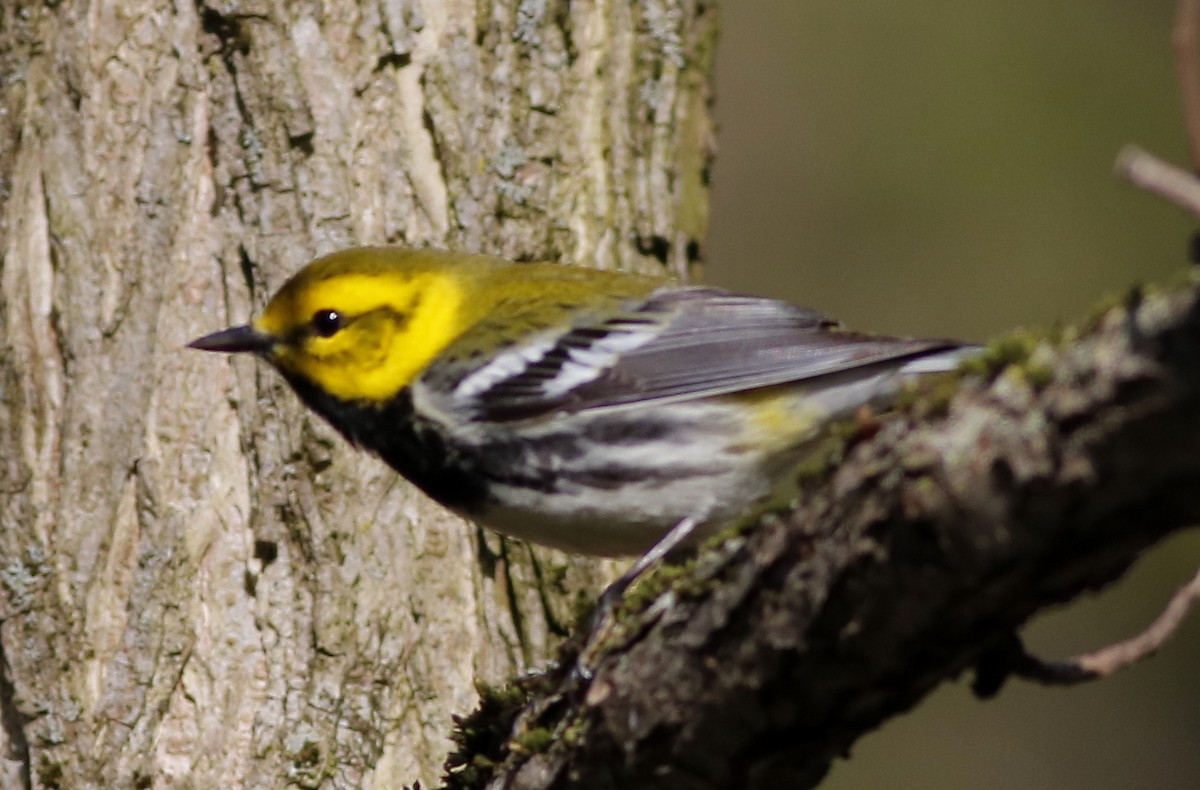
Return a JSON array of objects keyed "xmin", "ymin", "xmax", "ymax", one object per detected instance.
[{"xmin": 444, "ymin": 274, "xmax": 1200, "ymax": 790}]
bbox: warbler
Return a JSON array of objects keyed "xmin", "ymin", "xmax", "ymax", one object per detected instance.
[{"xmin": 190, "ymin": 246, "xmax": 972, "ymax": 559}]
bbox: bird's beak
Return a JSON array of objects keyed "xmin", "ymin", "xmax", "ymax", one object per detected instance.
[{"xmin": 188, "ymin": 324, "xmax": 277, "ymax": 355}]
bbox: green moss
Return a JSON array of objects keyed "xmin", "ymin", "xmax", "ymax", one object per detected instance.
[
  {"xmin": 1076, "ymin": 277, "xmax": 1192, "ymax": 337},
  {"xmin": 442, "ymin": 679, "xmax": 537, "ymax": 790},
  {"xmin": 952, "ymin": 324, "xmax": 1072, "ymax": 394},
  {"xmin": 1082, "ymin": 288, "xmax": 1134, "ymax": 333},
  {"xmin": 560, "ymin": 713, "xmax": 591, "ymax": 748},
  {"xmin": 958, "ymin": 331, "xmax": 1044, "ymax": 379},
  {"xmin": 1023, "ymin": 360, "xmax": 1055, "ymax": 389},
  {"xmin": 619, "ymin": 560, "xmax": 694, "ymax": 615},
  {"xmin": 896, "ymin": 370, "xmax": 962, "ymax": 418},
  {"xmin": 511, "ymin": 727, "xmax": 555, "ymax": 755},
  {"xmin": 608, "ymin": 507, "xmax": 774, "ymax": 631}
]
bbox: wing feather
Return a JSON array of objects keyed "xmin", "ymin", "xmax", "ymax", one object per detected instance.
[{"xmin": 447, "ymin": 286, "xmax": 960, "ymax": 421}]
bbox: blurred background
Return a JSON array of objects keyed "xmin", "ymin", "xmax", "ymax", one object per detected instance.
[{"xmin": 708, "ymin": 1, "xmax": 1200, "ymax": 788}]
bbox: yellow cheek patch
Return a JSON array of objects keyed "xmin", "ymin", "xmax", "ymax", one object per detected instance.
[{"xmin": 257, "ymin": 271, "xmax": 472, "ymax": 403}]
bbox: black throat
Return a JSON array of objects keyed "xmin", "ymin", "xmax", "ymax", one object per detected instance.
[{"xmin": 281, "ymin": 373, "xmax": 490, "ymax": 513}]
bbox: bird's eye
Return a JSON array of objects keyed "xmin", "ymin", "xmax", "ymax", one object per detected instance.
[{"xmin": 311, "ymin": 309, "xmax": 343, "ymax": 337}]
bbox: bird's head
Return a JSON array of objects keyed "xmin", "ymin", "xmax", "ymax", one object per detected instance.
[{"xmin": 189, "ymin": 247, "xmax": 483, "ymax": 403}]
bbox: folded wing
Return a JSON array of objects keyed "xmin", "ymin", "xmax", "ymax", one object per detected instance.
[{"xmin": 451, "ymin": 287, "xmax": 962, "ymax": 421}]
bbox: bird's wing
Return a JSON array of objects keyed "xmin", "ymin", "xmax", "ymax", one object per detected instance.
[{"xmin": 442, "ymin": 287, "xmax": 961, "ymax": 421}]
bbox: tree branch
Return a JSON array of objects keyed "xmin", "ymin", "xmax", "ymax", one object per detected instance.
[
  {"xmin": 1116, "ymin": 145, "xmax": 1200, "ymax": 218},
  {"xmin": 448, "ymin": 278, "xmax": 1200, "ymax": 789},
  {"xmin": 1005, "ymin": 565, "xmax": 1200, "ymax": 685},
  {"xmin": 1174, "ymin": 0, "xmax": 1200, "ymax": 171}
]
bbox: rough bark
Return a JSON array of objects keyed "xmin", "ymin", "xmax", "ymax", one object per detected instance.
[
  {"xmin": 0, "ymin": 1, "xmax": 715, "ymax": 787},
  {"xmin": 471, "ymin": 284, "xmax": 1200, "ymax": 789}
]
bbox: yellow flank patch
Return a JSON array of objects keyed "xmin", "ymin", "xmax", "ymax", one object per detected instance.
[{"xmin": 731, "ymin": 386, "xmax": 825, "ymax": 451}]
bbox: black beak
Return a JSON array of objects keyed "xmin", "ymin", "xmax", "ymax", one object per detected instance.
[{"xmin": 188, "ymin": 325, "xmax": 276, "ymax": 354}]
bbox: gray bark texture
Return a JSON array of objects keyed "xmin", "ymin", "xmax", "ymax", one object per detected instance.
[{"xmin": 0, "ymin": 1, "xmax": 715, "ymax": 787}]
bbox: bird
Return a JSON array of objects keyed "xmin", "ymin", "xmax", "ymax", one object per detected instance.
[{"xmin": 189, "ymin": 246, "xmax": 973, "ymax": 569}]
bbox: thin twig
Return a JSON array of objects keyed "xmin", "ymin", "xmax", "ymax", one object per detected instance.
[
  {"xmin": 1115, "ymin": 145, "xmax": 1200, "ymax": 219},
  {"xmin": 1015, "ymin": 565, "xmax": 1200, "ymax": 685},
  {"xmin": 1174, "ymin": 0, "xmax": 1200, "ymax": 171}
]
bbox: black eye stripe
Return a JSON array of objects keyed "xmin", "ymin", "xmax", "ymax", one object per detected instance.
[
  {"xmin": 387, "ymin": 307, "xmax": 410, "ymax": 330},
  {"xmin": 304, "ymin": 306, "xmax": 414, "ymax": 341}
]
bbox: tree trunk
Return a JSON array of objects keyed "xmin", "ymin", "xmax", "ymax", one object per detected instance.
[{"xmin": 0, "ymin": 1, "xmax": 716, "ymax": 787}]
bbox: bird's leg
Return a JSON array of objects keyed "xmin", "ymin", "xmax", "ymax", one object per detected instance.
[
  {"xmin": 572, "ymin": 512, "xmax": 705, "ymax": 681},
  {"xmin": 598, "ymin": 513, "xmax": 701, "ymax": 614}
]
